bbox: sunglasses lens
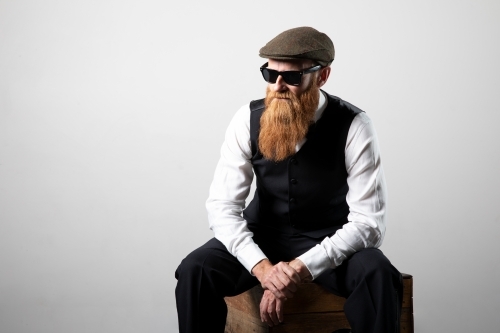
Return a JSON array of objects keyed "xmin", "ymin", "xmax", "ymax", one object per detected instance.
[
  {"xmin": 262, "ymin": 68, "xmax": 278, "ymax": 83},
  {"xmin": 283, "ymin": 72, "xmax": 301, "ymax": 85}
]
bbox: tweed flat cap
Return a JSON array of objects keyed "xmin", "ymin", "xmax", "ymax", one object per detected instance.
[{"xmin": 259, "ymin": 27, "xmax": 334, "ymax": 66}]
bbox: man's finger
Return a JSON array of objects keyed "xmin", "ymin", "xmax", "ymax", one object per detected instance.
[
  {"xmin": 259, "ymin": 293, "xmax": 269, "ymax": 324},
  {"xmin": 274, "ymin": 262, "xmax": 301, "ymax": 285},
  {"xmin": 276, "ymin": 271, "xmax": 298, "ymax": 294},
  {"xmin": 271, "ymin": 266, "xmax": 298, "ymax": 297},
  {"xmin": 260, "ymin": 291, "xmax": 279, "ymax": 327},
  {"xmin": 267, "ymin": 300, "xmax": 279, "ymax": 325},
  {"xmin": 262, "ymin": 281, "xmax": 288, "ymax": 300},
  {"xmin": 261, "ymin": 305, "xmax": 272, "ymax": 326},
  {"xmin": 276, "ymin": 297, "xmax": 284, "ymax": 323},
  {"xmin": 261, "ymin": 311, "xmax": 272, "ymax": 327},
  {"xmin": 279, "ymin": 262, "xmax": 302, "ymax": 285},
  {"xmin": 262, "ymin": 275, "xmax": 291, "ymax": 300}
]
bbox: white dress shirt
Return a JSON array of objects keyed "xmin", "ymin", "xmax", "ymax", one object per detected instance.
[{"xmin": 206, "ymin": 91, "xmax": 387, "ymax": 280}]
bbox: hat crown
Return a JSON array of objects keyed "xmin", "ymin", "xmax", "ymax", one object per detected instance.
[{"xmin": 259, "ymin": 27, "xmax": 334, "ymax": 66}]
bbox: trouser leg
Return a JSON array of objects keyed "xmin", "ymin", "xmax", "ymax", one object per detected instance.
[
  {"xmin": 175, "ymin": 238, "xmax": 258, "ymax": 333},
  {"xmin": 315, "ymin": 248, "xmax": 403, "ymax": 333}
]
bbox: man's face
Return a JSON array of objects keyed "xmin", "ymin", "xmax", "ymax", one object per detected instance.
[{"xmin": 266, "ymin": 59, "xmax": 317, "ymax": 96}]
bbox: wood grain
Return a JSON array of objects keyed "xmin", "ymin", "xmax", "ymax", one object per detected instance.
[{"xmin": 224, "ymin": 274, "xmax": 414, "ymax": 333}]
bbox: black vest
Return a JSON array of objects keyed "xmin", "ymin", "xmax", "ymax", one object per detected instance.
[{"xmin": 243, "ymin": 92, "xmax": 363, "ymax": 237}]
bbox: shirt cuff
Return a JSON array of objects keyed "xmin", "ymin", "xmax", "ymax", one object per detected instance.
[
  {"xmin": 236, "ymin": 242, "xmax": 268, "ymax": 275},
  {"xmin": 297, "ymin": 242, "xmax": 347, "ymax": 280}
]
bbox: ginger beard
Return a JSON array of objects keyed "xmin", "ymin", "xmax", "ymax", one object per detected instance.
[{"xmin": 258, "ymin": 77, "xmax": 320, "ymax": 162}]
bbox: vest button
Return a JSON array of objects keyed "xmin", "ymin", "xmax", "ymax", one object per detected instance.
[
  {"xmin": 290, "ymin": 158, "xmax": 297, "ymax": 165},
  {"xmin": 289, "ymin": 198, "xmax": 296, "ymax": 203},
  {"xmin": 290, "ymin": 178, "xmax": 297, "ymax": 184}
]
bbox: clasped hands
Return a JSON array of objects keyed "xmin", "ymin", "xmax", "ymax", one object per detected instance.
[{"xmin": 251, "ymin": 258, "xmax": 310, "ymax": 327}]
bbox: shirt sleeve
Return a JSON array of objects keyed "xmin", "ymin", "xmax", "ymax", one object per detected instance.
[
  {"xmin": 297, "ymin": 112, "xmax": 387, "ymax": 280},
  {"xmin": 205, "ymin": 104, "xmax": 267, "ymax": 273}
]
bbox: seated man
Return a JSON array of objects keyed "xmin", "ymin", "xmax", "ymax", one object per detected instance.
[{"xmin": 175, "ymin": 26, "xmax": 403, "ymax": 333}]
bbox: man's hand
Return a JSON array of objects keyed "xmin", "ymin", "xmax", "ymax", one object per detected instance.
[
  {"xmin": 252, "ymin": 259, "xmax": 301, "ymax": 300},
  {"xmin": 260, "ymin": 289, "xmax": 284, "ymax": 326},
  {"xmin": 288, "ymin": 258, "xmax": 312, "ymax": 281}
]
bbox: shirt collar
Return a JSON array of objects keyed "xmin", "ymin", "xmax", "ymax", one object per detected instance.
[{"xmin": 313, "ymin": 90, "xmax": 327, "ymax": 123}]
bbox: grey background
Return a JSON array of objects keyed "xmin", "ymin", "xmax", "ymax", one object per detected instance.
[{"xmin": 1, "ymin": 0, "xmax": 499, "ymax": 332}]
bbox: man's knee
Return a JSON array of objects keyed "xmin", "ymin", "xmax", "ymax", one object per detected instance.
[
  {"xmin": 175, "ymin": 238, "xmax": 231, "ymax": 281},
  {"xmin": 348, "ymin": 248, "xmax": 400, "ymax": 283},
  {"xmin": 176, "ymin": 247, "xmax": 206, "ymax": 280}
]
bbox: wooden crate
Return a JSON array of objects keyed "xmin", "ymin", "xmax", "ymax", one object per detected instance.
[{"xmin": 224, "ymin": 273, "xmax": 413, "ymax": 333}]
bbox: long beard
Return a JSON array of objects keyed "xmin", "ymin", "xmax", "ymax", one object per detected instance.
[{"xmin": 258, "ymin": 80, "xmax": 320, "ymax": 162}]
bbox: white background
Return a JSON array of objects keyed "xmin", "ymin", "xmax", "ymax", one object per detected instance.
[{"xmin": 1, "ymin": 1, "xmax": 499, "ymax": 332}]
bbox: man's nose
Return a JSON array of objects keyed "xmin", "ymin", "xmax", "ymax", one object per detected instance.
[{"xmin": 272, "ymin": 75, "xmax": 288, "ymax": 92}]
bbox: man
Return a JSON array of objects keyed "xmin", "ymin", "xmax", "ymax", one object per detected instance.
[{"xmin": 175, "ymin": 26, "xmax": 402, "ymax": 333}]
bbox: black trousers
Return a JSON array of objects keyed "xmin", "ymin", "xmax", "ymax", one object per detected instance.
[{"xmin": 175, "ymin": 231, "xmax": 403, "ymax": 333}]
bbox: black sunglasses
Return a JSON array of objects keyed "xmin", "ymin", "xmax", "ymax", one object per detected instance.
[{"xmin": 260, "ymin": 62, "xmax": 322, "ymax": 86}]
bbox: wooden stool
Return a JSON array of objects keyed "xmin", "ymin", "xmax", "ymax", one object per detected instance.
[{"xmin": 225, "ymin": 273, "xmax": 413, "ymax": 333}]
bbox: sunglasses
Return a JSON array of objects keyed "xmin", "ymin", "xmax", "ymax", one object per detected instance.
[{"xmin": 260, "ymin": 62, "xmax": 322, "ymax": 86}]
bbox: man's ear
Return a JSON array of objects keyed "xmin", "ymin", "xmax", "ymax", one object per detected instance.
[{"xmin": 317, "ymin": 66, "xmax": 331, "ymax": 88}]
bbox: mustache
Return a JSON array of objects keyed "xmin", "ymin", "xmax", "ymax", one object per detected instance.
[{"xmin": 265, "ymin": 90, "xmax": 296, "ymax": 101}]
